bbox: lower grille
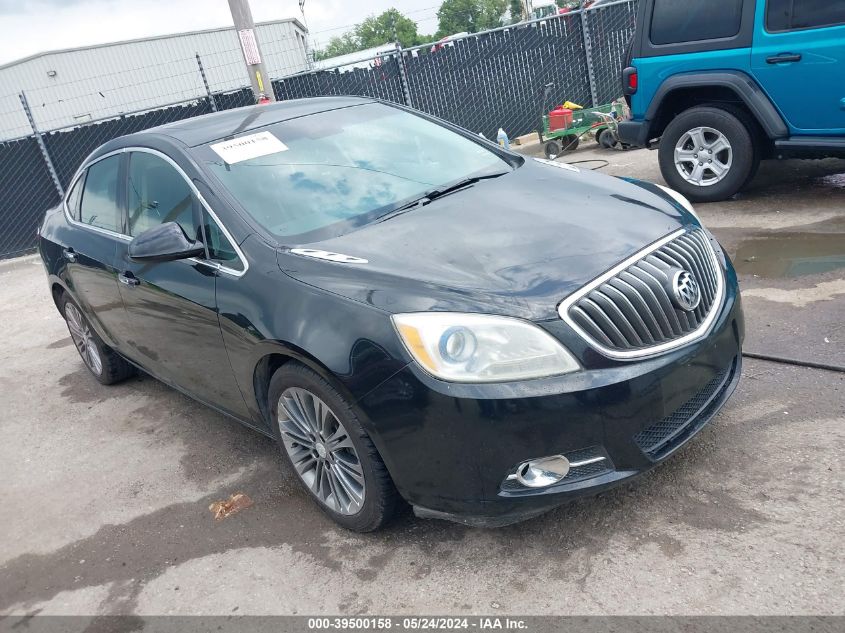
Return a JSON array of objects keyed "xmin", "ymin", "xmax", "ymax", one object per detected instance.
[{"xmin": 634, "ymin": 357, "xmax": 738, "ymax": 460}]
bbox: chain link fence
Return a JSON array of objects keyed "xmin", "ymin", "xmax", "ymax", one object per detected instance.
[
  {"xmin": 584, "ymin": 0, "xmax": 640, "ymax": 105},
  {"xmin": 275, "ymin": 50, "xmax": 408, "ymax": 105},
  {"xmin": 0, "ymin": 0, "xmax": 638, "ymax": 259},
  {"xmin": 0, "ymin": 137, "xmax": 61, "ymax": 258},
  {"xmin": 401, "ymin": 12, "xmax": 592, "ymax": 141}
]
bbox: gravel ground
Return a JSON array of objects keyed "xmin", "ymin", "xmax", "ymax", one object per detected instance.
[{"xmin": 0, "ymin": 147, "xmax": 842, "ymax": 617}]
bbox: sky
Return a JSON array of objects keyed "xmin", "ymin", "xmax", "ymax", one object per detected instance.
[{"xmin": 0, "ymin": 0, "xmax": 441, "ymax": 65}]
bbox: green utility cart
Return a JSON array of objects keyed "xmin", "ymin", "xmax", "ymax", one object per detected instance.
[{"xmin": 540, "ymin": 101, "xmax": 626, "ymax": 159}]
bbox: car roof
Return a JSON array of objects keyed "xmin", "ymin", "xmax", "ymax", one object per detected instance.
[{"xmin": 117, "ymin": 96, "xmax": 376, "ymax": 148}]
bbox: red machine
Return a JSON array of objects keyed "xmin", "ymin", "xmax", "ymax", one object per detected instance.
[{"xmin": 548, "ymin": 107, "xmax": 573, "ymax": 132}]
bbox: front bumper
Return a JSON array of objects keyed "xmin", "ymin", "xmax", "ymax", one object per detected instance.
[{"xmin": 357, "ymin": 282, "xmax": 744, "ymax": 526}]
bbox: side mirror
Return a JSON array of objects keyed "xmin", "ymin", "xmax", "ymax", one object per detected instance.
[{"xmin": 128, "ymin": 222, "xmax": 205, "ymax": 262}]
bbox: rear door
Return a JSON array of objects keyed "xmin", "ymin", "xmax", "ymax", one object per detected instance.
[
  {"xmin": 63, "ymin": 154, "xmax": 127, "ymax": 348},
  {"xmin": 751, "ymin": 0, "xmax": 845, "ymax": 134},
  {"xmin": 111, "ymin": 149, "xmax": 249, "ymax": 417},
  {"xmin": 630, "ymin": 0, "xmax": 755, "ymax": 121}
]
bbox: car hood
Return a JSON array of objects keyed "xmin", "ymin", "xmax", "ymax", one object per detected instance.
[{"xmin": 277, "ymin": 159, "xmax": 694, "ymax": 321}]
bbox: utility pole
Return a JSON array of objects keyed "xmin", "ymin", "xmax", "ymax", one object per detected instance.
[
  {"xmin": 299, "ymin": 0, "xmax": 314, "ymax": 70},
  {"xmin": 227, "ymin": 0, "xmax": 276, "ymax": 103},
  {"xmin": 523, "ymin": 0, "xmax": 533, "ymax": 20}
]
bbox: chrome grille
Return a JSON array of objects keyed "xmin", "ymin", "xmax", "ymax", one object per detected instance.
[{"xmin": 559, "ymin": 228, "xmax": 724, "ymax": 359}]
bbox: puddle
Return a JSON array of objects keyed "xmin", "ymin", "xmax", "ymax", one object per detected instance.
[
  {"xmin": 739, "ymin": 163, "xmax": 845, "ymax": 199},
  {"xmin": 733, "ymin": 232, "xmax": 845, "ymax": 279}
]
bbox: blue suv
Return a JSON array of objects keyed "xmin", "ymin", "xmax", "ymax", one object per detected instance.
[{"xmin": 618, "ymin": 0, "xmax": 845, "ymax": 202}]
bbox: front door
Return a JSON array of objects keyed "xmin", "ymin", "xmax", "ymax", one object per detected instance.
[
  {"xmin": 111, "ymin": 150, "xmax": 249, "ymax": 418},
  {"xmin": 751, "ymin": 0, "xmax": 845, "ymax": 134}
]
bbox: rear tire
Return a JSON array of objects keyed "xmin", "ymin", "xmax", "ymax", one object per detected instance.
[
  {"xmin": 543, "ymin": 139, "xmax": 562, "ymax": 159},
  {"xmin": 269, "ymin": 362, "xmax": 400, "ymax": 532},
  {"xmin": 658, "ymin": 106, "xmax": 759, "ymax": 203},
  {"xmin": 597, "ymin": 128, "xmax": 617, "ymax": 149},
  {"xmin": 560, "ymin": 134, "xmax": 580, "ymax": 153},
  {"xmin": 60, "ymin": 294, "xmax": 135, "ymax": 385}
]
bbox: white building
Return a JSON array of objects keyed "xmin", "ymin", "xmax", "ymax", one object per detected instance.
[{"xmin": 0, "ymin": 19, "xmax": 309, "ymax": 141}]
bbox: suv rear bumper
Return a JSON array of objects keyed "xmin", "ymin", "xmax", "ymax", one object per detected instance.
[{"xmin": 618, "ymin": 119, "xmax": 651, "ymax": 148}]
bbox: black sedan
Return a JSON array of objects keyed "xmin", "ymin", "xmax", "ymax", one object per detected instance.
[{"xmin": 38, "ymin": 97, "xmax": 743, "ymax": 531}]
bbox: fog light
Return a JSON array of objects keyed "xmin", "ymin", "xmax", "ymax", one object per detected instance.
[{"xmin": 513, "ymin": 455, "xmax": 570, "ymax": 488}]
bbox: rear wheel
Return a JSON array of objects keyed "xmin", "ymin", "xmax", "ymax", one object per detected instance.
[
  {"xmin": 543, "ymin": 139, "xmax": 562, "ymax": 159},
  {"xmin": 269, "ymin": 362, "xmax": 400, "ymax": 532},
  {"xmin": 60, "ymin": 294, "xmax": 135, "ymax": 385},
  {"xmin": 658, "ymin": 106, "xmax": 758, "ymax": 203},
  {"xmin": 560, "ymin": 134, "xmax": 580, "ymax": 153},
  {"xmin": 597, "ymin": 127, "xmax": 618, "ymax": 149}
]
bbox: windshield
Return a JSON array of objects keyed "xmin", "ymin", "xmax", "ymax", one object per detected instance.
[{"xmin": 195, "ymin": 103, "xmax": 513, "ymax": 242}]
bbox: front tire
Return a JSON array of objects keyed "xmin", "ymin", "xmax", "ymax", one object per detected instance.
[
  {"xmin": 60, "ymin": 294, "xmax": 135, "ymax": 385},
  {"xmin": 269, "ymin": 362, "xmax": 400, "ymax": 532},
  {"xmin": 658, "ymin": 106, "xmax": 758, "ymax": 203}
]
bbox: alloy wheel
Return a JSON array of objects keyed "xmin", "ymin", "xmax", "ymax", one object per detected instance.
[
  {"xmin": 64, "ymin": 303, "xmax": 103, "ymax": 376},
  {"xmin": 674, "ymin": 126, "xmax": 733, "ymax": 187},
  {"xmin": 277, "ymin": 387, "xmax": 365, "ymax": 515}
]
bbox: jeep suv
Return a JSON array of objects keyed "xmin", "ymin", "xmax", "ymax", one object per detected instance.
[{"xmin": 618, "ymin": 0, "xmax": 845, "ymax": 202}]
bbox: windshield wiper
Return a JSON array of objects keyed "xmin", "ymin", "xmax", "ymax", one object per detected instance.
[
  {"xmin": 376, "ymin": 171, "xmax": 509, "ymax": 223},
  {"xmin": 425, "ymin": 171, "xmax": 509, "ymax": 200}
]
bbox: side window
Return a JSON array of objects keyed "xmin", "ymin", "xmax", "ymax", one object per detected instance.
[
  {"xmin": 65, "ymin": 175, "xmax": 84, "ymax": 220},
  {"xmin": 79, "ymin": 155, "xmax": 122, "ymax": 232},
  {"xmin": 202, "ymin": 210, "xmax": 244, "ymax": 272},
  {"xmin": 127, "ymin": 152, "xmax": 199, "ymax": 240},
  {"xmin": 650, "ymin": 0, "xmax": 743, "ymax": 45},
  {"xmin": 767, "ymin": 0, "xmax": 845, "ymax": 31}
]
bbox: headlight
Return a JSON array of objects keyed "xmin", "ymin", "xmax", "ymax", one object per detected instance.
[
  {"xmin": 656, "ymin": 184, "xmax": 702, "ymax": 224},
  {"xmin": 392, "ymin": 312, "xmax": 580, "ymax": 383}
]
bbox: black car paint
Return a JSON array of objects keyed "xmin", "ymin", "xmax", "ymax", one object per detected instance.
[
  {"xmin": 279, "ymin": 162, "xmax": 686, "ymax": 321},
  {"xmin": 39, "ymin": 97, "xmax": 743, "ymax": 524}
]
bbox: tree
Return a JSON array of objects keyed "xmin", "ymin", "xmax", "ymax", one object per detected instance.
[
  {"xmin": 436, "ymin": 0, "xmax": 508, "ymax": 36},
  {"xmin": 358, "ymin": 8, "xmax": 420, "ymax": 49},
  {"xmin": 509, "ymin": 0, "xmax": 525, "ymax": 23},
  {"xmin": 314, "ymin": 7, "xmax": 421, "ymax": 61},
  {"xmin": 314, "ymin": 32, "xmax": 360, "ymax": 61}
]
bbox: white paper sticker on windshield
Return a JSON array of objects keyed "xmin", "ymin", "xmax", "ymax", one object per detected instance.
[{"xmin": 210, "ymin": 131, "xmax": 288, "ymax": 164}]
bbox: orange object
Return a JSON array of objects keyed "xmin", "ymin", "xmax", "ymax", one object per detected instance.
[
  {"xmin": 549, "ymin": 107, "xmax": 573, "ymax": 132},
  {"xmin": 209, "ymin": 492, "xmax": 254, "ymax": 521}
]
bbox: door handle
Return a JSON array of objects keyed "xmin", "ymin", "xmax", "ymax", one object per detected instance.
[
  {"xmin": 118, "ymin": 272, "xmax": 140, "ymax": 287},
  {"xmin": 766, "ymin": 53, "xmax": 802, "ymax": 64},
  {"xmin": 62, "ymin": 248, "xmax": 76, "ymax": 263}
]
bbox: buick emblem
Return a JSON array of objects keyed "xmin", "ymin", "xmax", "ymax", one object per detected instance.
[{"xmin": 670, "ymin": 269, "xmax": 701, "ymax": 311}]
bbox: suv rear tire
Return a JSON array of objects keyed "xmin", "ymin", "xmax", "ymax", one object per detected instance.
[{"xmin": 658, "ymin": 106, "xmax": 759, "ymax": 203}]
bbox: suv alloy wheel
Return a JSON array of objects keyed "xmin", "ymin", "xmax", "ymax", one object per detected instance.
[{"xmin": 658, "ymin": 106, "xmax": 759, "ymax": 203}]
